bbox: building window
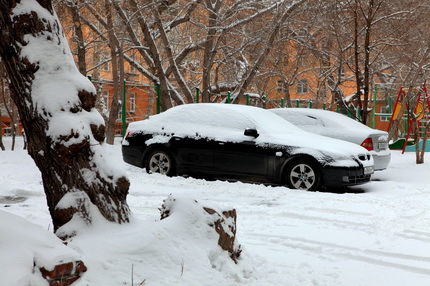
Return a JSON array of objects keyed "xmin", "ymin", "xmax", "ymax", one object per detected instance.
[
  {"xmin": 339, "ymin": 67, "xmax": 345, "ymax": 78},
  {"xmin": 277, "ymin": 80, "xmax": 286, "ymax": 93},
  {"xmin": 103, "ymin": 62, "xmax": 110, "ymax": 72},
  {"xmin": 297, "ymin": 79, "xmax": 308, "ymax": 94},
  {"xmin": 380, "ymin": 106, "xmax": 390, "ymax": 122},
  {"xmin": 129, "ymin": 93, "xmax": 136, "ymax": 113},
  {"xmin": 4, "ymin": 127, "xmax": 12, "ymax": 136}
]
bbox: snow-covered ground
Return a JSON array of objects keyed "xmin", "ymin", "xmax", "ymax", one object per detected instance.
[{"xmin": 1, "ymin": 137, "xmax": 430, "ymax": 286}]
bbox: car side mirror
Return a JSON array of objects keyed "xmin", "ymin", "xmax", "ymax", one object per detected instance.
[{"xmin": 244, "ymin": 128, "xmax": 259, "ymax": 138}]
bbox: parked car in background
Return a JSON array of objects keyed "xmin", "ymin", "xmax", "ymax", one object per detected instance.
[
  {"xmin": 122, "ymin": 104, "xmax": 374, "ymax": 191},
  {"xmin": 271, "ymin": 108, "xmax": 391, "ymax": 171}
]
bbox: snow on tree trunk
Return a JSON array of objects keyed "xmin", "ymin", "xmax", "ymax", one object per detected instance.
[{"xmin": 0, "ymin": 0, "xmax": 130, "ymax": 237}]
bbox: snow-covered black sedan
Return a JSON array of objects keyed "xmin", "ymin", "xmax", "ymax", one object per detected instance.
[{"xmin": 122, "ymin": 104, "xmax": 374, "ymax": 191}]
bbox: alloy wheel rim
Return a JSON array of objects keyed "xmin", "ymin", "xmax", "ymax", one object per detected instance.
[
  {"xmin": 149, "ymin": 152, "xmax": 170, "ymax": 174},
  {"xmin": 289, "ymin": 163, "xmax": 316, "ymax": 190}
]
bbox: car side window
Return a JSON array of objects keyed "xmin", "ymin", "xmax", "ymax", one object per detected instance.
[
  {"xmin": 190, "ymin": 109, "xmax": 253, "ymax": 130},
  {"xmin": 167, "ymin": 108, "xmax": 253, "ymax": 142}
]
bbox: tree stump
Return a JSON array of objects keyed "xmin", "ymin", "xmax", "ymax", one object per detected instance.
[
  {"xmin": 159, "ymin": 195, "xmax": 242, "ymax": 263},
  {"xmin": 39, "ymin": 260, "xmax": 87, "ymax": 286}
]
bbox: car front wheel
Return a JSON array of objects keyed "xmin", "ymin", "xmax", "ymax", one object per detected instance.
[
  {"xmin": 285, "ymin": 158, "xmax": 322, "ymax": 191},
  {"xmin": 145, "ymin": 149, "xmax": 175, "ymax": 176}
]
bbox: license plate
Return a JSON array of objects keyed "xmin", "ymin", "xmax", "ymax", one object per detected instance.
[
  {"xmin": 364, "ymin": 166, "xmax": 374, "ymax": 175},
  {"xmin": 378, "ymin": 142, "xmax": 388, "ymax": 150}
]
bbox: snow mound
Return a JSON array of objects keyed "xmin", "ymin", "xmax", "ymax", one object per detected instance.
[
  {"xmin": 62, "ymin": 194, "xmax": 257, "ymax": 285},
  {"xmin": 0, "ymin": 210, "xmax": 83, "ymax": 285}
]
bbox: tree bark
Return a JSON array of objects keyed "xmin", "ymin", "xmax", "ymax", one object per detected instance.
[
  {"xmin": 0, "ymin": 107, "xmax": 4, "ymax": 151},
  {"xmin": 284, "ymin": 85, "xmax": 292, "ymax": 108},
  {"xmin": 67, "ymin": 0, "xmax": 87, "ymax": 76},
  {"xmin": 1, "ymin": 62, "xmax": 17, "ymax": 150},
  {"xmin": 417, "ymin": 121, "xmax": 430, "ymax": 164},
  {"xmin": 10, "ymin": 103, "xmax": 17, "ymax": 150},
  {"xmin": 104, "ymin": 0, "xmax": 123, "ymax": 144},
  {"xmin": 0, "ymin": 0, "xmax": 130, "ymax": 237},
  {"xmin": 353, "ymin": 0, "xmax": 363, "ymax": 115},
  {"xmin": 201, "ymin": 0, "xmax": 221, "ymax": 103},
  {"xmin": 0, "ymin": 62, "xmax": 5, "ymax": 150}
]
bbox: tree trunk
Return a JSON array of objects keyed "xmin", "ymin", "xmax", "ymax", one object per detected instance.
[
  {"xmin": 201, "ymin": 0, "xmax": 220, "ymax": 103},
  {"xmin": 353, "ymin": 0, "xmax": 363, "ymax": 115},
  {"xmin": 0, "ymin": 107, "xmax": 4, "ymax": 151},
  {"xmin": 361, "ymin": 0, "xmax": 379, "ymax": 126},
  {"xmin": 104, "ymin": 0, "xmax": 124, "ymax": 144},
  {"xmin": 0, "ymin": 0, "xmax": 130, "ymax": 237},
  {"xmin": 285, "ymin": 85, "xmax": 292, "ymax": 108},
  {"xmin": 0, "ymin": 63, "xmax": 5, "ymax": 151},
  {"xmin": 160, "ymin": 195, "xmax": 242, "ymax": 263},
  {"xmin": 1, "ymin": 67, "xmax": 17, "ymax": 150},
  {"xmin": 10, "ymin": 104, "xmax": 16, "ymax": 151},
  {"xmin": 418, "ymin": 121, "xmax": 430, "ymax": 164},
  {"xmin": 414, "ymin": 120, "xmax": 421, "ymax": 163},
  {"xmin": 68, "ymin": 1, "xmax": 87, "ymax": 76}
]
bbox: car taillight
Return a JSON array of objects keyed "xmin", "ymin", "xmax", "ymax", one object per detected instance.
[
  {"xmin": 125, "ymin": 131, "xmax": 132, "ymax": 138},
  {"xmin": 361, "ymin": 138, "xmax": 374, "ymax": 151}
]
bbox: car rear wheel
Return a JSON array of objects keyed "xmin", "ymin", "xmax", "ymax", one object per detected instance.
[
  {"xmin": 145, "ymin": 149, "xmax": 175, "ymax": 176},
  {"xmin": 285, "ymin": 158, "xmax": 322, "ymax": 191}
]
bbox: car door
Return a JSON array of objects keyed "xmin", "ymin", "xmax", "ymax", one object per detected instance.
[
  {"xmin": 169, "ymin": 136, "xmax": 215, "ymax": 173},
  {"xmin": 213, "ymin": 138, "xmax": 268, "ymax": 177}
]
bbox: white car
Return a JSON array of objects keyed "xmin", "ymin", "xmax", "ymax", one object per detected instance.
[{"xmin": 271, "ymin": 108, "xmax": 391, "ymax": 171}]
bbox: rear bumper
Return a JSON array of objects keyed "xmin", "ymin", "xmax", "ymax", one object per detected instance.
[
  {"xmin": 372, "ymin": 152, "xmax": 391, "ymax": 171},
  {"xmin": 122, "ymin": 145, "xmax": 145, "ymax": 168},
  {"xmin": 323, "ymin": 166, "xmax": 372, "ymax": 187}
]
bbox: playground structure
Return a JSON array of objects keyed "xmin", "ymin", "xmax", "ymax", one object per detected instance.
[{"xmin": 381, "ymin": 83, "xmax": 430, "ymax": 153}]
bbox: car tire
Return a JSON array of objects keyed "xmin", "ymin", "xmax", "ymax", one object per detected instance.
[
  {"xmin": 145, "ymin": 149, "xmax": 175, "ymax": 176},
  {"xmin": 284, "ymin": 157, "xmax": 322, "ymax": 191}
]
